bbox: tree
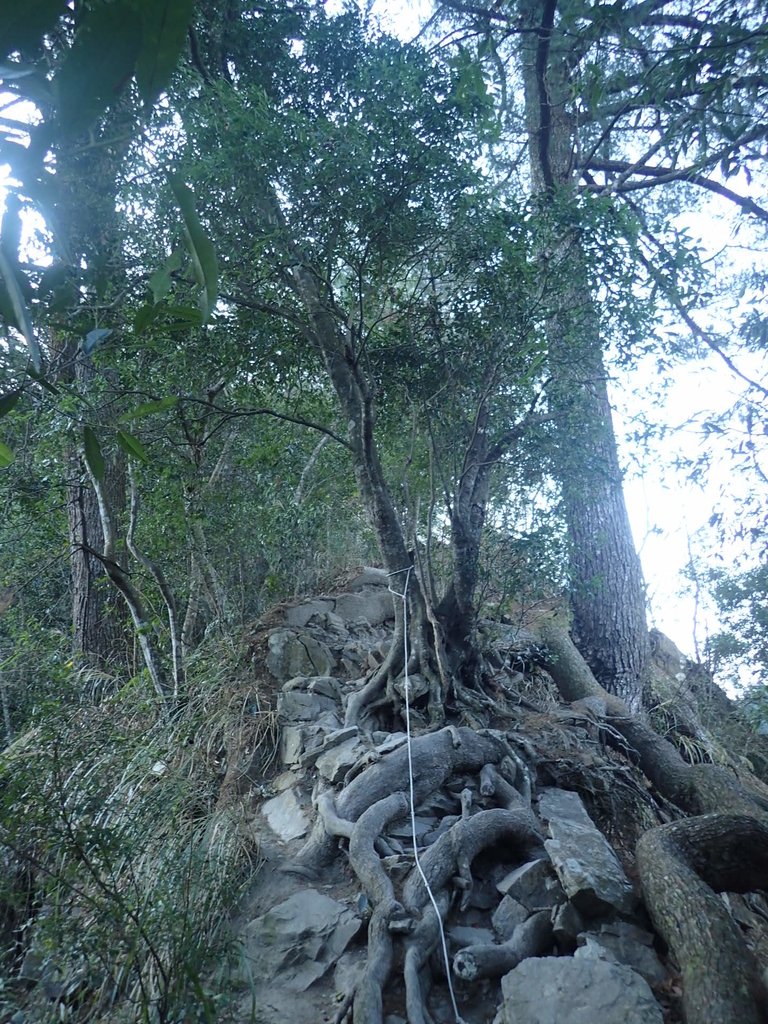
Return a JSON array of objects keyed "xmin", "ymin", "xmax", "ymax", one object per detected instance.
[
  {"xmin": 155, "ymin": 3, "xmax": 555, "ymax": 720},
  {"xmin": 437, "ymin": 0, "xmax": 768, "ymax": 712},
  {"xmin": 0, "ymin": 0, "xmax": 200, "ymax": 672}
]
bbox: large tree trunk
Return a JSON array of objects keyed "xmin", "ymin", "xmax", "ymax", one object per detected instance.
[{"xmin": 519, "ymin": 0, "xmax": 651, "ymax": 711}]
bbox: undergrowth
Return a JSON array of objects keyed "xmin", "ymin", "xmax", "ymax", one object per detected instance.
[{"xmin": 0, "ymin": 637, "xmax": 277, "ymax": 1024}]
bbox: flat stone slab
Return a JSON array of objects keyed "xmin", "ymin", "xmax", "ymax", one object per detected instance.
[
  {"xmin": 492, "ymin": 895, "xmax": 529, "ymax": 940},
  {"xmin": 576, "ymin": 922, "xmax": 667, "ymax": 985},
  {"xmin": 261, "ymin": 788, "xmax": 309, "ymax": 842},
  {"xmin": 277, "ymin": 690, "xmax": 338, "ymax": 723},
  {"xmin": 500, "ymin": 956, "xmax": 663, "ymax": 1024},
  {"xmin": 315, "ymin": 736, "xmax": 369, "ymax": 784},
  {"xmin": 332, "ymin": 588, "xmax": 395, "ymax": 626},
  {"xmin": 285, "ymin": 600, "xmax": 334, "ymax": 628},
  {"xmin": 268, "ymin": 629, "xmax": 335, "ymax": 681},
  {"xmin": 538, "ymin": 788, "xmax": 635, "ymax": 914},
  {"xmin": 243, "ymin": 890, "xmax": 361, "ymax": 992}
]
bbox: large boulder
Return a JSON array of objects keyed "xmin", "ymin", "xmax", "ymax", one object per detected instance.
[
  {"xmin": 267, "ymin": 629, "xmax": 336, "ymax": 682},
  {"xmin": 499, "ymin": 957, "xmax": 663, "ymax": 1024}
]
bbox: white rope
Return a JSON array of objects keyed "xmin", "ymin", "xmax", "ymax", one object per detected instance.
[{"xmin": 388, "ymin": 566, "xmax": 466, "ymax": 1024}]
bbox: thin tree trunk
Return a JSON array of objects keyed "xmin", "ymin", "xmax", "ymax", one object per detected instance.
[{"xmin": 65, "ymin": 355, "xmax": 127, "ymax": 668}]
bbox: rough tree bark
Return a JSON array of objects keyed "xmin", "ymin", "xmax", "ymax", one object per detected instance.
[{"xmin": 519, "ymin": 0, "xmax": 651, "ymax": 712}]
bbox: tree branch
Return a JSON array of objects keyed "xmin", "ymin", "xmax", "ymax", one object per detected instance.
[
  {"xmin": 190, "ymin": 398, "xmax": 350, "ymax": 449},
  {"xmin": 583, "ymin": 158, "xmax": 768, "ymax": 223},
  {"xmin": 631, "ymin": 221, "xmax": 768, "ymax": 399}
]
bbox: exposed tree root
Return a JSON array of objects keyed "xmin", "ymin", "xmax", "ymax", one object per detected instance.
[
  {"xmin": 295, "ymin": 727, "xmax": 514, "ymax": 870},
  {"xmin": 536, "ymin": 616, "xmax": 768, "ymax": 1023},
  {"xmin": 349, "ymin": 791, "xmax": 411, "ymax": 1024},
  {"xmin": 397, "ymin": 808, "xmax": 541, "ymax": 1024},
  {"xmin": 402, "ymin": 807, "xmax": 542, "ymax": 914},
  {"xmin": 538, "ymin": 620, "xmax": 768, "ymax": 819},
  {"xmin": 287, "ymin": 614, "xmax": 768, "ymax": 1024},
  {"xmin": 344, "ymin": 608, "xmax": 406, "ymax": 729},
  {"xmin": 637, "ymin": 814, "xmax": 768, "ymax": 1024},
  {"xmin": 453, "ymin": 909, "xmax": 552, "ymax": 980},
  {"xmin": 403, "ymin": 898, "xmax": 450, "ymax": 1024}
]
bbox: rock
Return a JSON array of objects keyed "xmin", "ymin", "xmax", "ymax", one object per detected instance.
[
  {"xmin": 315, "ymin": 737, "xmax": 369, "ymax": 784},
  {"xmin": 393, "ymin": 672, "xmax": 429, "ymax": 700},
  {"xmin": 277, "ymin": 690, "xmax": 338, "ymax": 723},
  {"xmin": 551, "ymin": 901, "xmax": 584, "ymax": 946},
  {"xmin": 575, "ymin": 922, "xmax": 667, "ymax": 986},
  {"xmin": 499, "ymin": 957, "xmax": 664, "ymax": 1024},
  {"xmin": 538, "ymin": 788, "xmax": 636, "ymax": 915},
  {"xmin": 388, "ymin": 815, "xmax": 437, "ymax": 841},
  {"xmin": 262, "ymin": 788, "xmax": 309, "ymax": 842},
  {"xmin": 285, "ymin": 600, "xmax": 334, "ymax": 628},
  {"xmin": 374, "ymin": 732, "xmax": 408, "ymax": 755},
  {"xmin": 346, "ymin": 567, "xmax": 389, "ymax": 590},
  {"xmin": 273, "ymin": 770, "xmax": 300, "ymax": 793},
  {"xmin": 492, "ymin": 895, "xmax": 529, "ymax": 940},
  {"xmin": 301, "ymin": 725, "xmax": 361, "ymax": 765},
  {"xmin": 243, "ymin": 890, "xmax": 362, "ymax": 992},
  {"xmin": 324, "ymin": 610, "xmax": 349, "ymax": 635},
  {"xmin": 333, "ymin": 948, "xmax": 367, "ymax": 993},
  {"xmin": 283, "ymin": 675, "xmax": 343, "ymax": 699},
  {"xmin": 496, "ymin": 859, "xmax": 565, "ymax": 911},
  {"xmin": 331, "ymin": 589, "xmax": 395, "ymax": 626},
  {"xmin": 280, "ymin": 725, "xmax": 305, "ymax": 767},
  {"xmin": 470, "ymin": 875, "xmax": 507, "ymax": 910},
  {"xmin": 267, "ymin": 629, "xmax": 336, "ymax": 682}
]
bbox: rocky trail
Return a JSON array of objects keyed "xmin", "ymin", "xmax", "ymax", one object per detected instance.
[{"xmin": 228, "ymin": 569, "xmax": 768, "ymax": 1024}]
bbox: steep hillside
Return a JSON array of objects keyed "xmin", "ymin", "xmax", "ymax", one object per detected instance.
[{"xmin": 3, "ymin": 571, "xmax": 768, "ymax": 1024}]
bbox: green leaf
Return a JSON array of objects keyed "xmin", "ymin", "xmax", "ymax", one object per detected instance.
[
  {"xmin": 134, "ymin": 302, "xmax": 160, "ymax": 333},
  {"xmin": 83, "ymin": 327, "xmax": 114, "ymax": 355},
  {"xmin": 167, "ymin": 173, "xmax": 219, "ymax": 321},
  {"xmin": 0, "ymin": 391, "xmax": 21, "ymax": 417},
  {"xmin": 0, "ymin": 246, "xmax": 41, "ymax": 371},
  {"xmin": 53, "ymin": 1, "xmax": 142, "ymax": 137},
  {"xmin": 164, "ymin": 304, "xmax": 204, "ymax": 329},
  {"xmin": 0, "ymin": 440, "xmax": 14, "ymax": 467},
  {"xmin": 148, "ymin": 249, "xmax": 182, "ymax": 303},
  {"xmin": 83, "ymin": 425, "xmax": 105, "ymax": 482},
  {"xmin": 135, "ymin": 0, "xmax": 196, "ymax": 109},
  {"xmin": 120, "ymin": 396, "xmax": 178, "ymax": 421},
  {"xmin": 0, "ymin": 1, "xmax": 67, "ymax": 60},
  {"xmin": 116, "ymin": 429, "xmax": 148, "ymax": 462}
]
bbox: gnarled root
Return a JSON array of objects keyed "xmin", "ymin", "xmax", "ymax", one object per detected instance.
[
  {"xmin": 453, "ymin": 909, "xmax": 553, "ymax": 981},
  {"xmin": 403, "ymin": 807, "xmax": 542, "ymax": 913},
  {"xmin": 399, "ymin": 808, "xmax": 542, "ymax": 1024},
  {"xmin": 637, "ymin": 814, "xmax": 768, "ymax": 1024},
  {"xmin": 295, "ymin": 727, "xmax": 514, "ymax": 870},
  {"xmin": 404, "ymin": 897, "xmax": 450, "ymax": 1024},
  {"xmin": 349, "ymin": 791, "xmax": 411, "ymax": 1024},
  {"xmin": 345, "ymin": 608, "xmax": 406, "ymax": 729}
]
